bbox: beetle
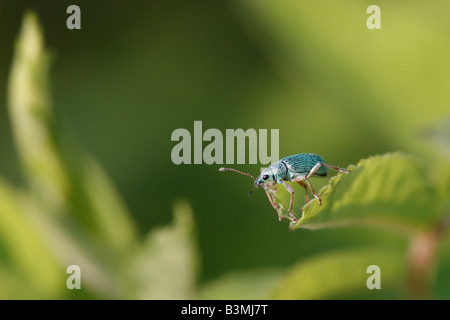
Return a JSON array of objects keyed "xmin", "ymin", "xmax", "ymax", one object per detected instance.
[{"xmin": 219, "ymin": 153, "xmax": 350, "ymax": 223}]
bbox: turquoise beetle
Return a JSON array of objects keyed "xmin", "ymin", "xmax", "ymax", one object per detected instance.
[{"xmin": 220, "ymin": 153, "xmax": 350, "ymax": 223}]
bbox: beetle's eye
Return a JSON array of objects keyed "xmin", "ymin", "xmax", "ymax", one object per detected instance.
[{"xmin": 262, "ymin": 174, "xmax": 269, "ymax": 180}]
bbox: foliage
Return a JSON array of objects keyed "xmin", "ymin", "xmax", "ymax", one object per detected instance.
[{"xmin": 1, "ymin": 10, "xmax": 449, "ymax": 300}]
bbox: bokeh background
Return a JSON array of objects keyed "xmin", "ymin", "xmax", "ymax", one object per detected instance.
[{"xmin": 0, "ymin": 0, "xmax": 449, "ymax": 299}]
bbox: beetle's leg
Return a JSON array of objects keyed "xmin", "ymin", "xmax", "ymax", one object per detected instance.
[
  {"xmin": 268, "ymin": 185, "xmax": 277, "ymax": 193},
  {"xmin": 281, "ymin": 181, "xmax": 298, "ymax": 223},
  {"xmin": 321, "ymin": 162, "xmax": 350, "ymax": 174},
  {"xmin": 302, "ymin": 162, "xmax": 349, "ymax": 205},
  {"xmin": 307, "ymin": 162, "xmax": 323, "ymax": 178},
  {"xmin": 297, "ymin": 181, "xmax": 309, "ymax": 205},
  {"xmin": 304, "ymin": 176, "xmax": 322, "ymax": 205},
  {"xmin": 308, "ymin": 162, "xmax": 350, "ymax": 179},
  {"xmin": 264, "ymin": 186, "xmax": 284, "ymax": 221}
]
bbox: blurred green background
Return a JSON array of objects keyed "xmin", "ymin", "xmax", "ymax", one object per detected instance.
[{"xmin": 0, "ymin": 0, "xmax": 449, "ymax": 299}]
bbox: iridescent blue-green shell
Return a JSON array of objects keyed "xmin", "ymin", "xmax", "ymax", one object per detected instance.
[{"xmin": 280, "ymin": 153, "xmax": 327, "ymax": 177}]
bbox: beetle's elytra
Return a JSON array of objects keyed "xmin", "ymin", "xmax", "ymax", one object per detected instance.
[{"xmin": 219, "ymin": 153, "xmax": 350, "ymax": 223}]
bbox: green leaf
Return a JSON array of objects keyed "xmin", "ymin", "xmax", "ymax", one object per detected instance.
[
  {"xmin": 289, "ymin": 153, "xmax": 439, "ymax": 234},
  {"xmin": 0, "ymin": 178, "xmax": 64, "ymax": 299},
  {"xmin": 268, "ymin": 247, "xmax": 406, "ymax": 299},
  {"xmin": 123, "ymin": 199, "xmax": 199, "ymax": 299},
  {"xmin": 7, "ymin": 11, "xmax": 138, "ymax": 298},
  {"xmin": 198, "ymin": 269, "xmax": 284, "ymax": 300},
  {"xmin": 8, "ymin": 12, "xmax": 137, "ymax": 252}
]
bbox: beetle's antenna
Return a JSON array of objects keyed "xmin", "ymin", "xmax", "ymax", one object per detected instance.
[
  {"xmin": 219, "ymin": 167, "xmax": 255, "ymax": 180},
  {"xmin": 248, "ymin": 186, "xmax": 257, "ymax": 196}
]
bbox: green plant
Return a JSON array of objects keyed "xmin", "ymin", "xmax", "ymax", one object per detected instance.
[{"xmin": 1, "ymin": 11, "xmax": 449, "ymax": 300}]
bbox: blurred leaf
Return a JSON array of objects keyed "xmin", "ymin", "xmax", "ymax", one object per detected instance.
[
  {"xmin": 7, "ymin": 12, "xmax": 66, "ymax": 210},
  {"xmin": 268, "ymin": 247, "xmax": 406, "ymax": 299},
  {"xmin": 124, "ymin": 199, "xmax": 199, "ymax": 299},
  {"xmin": 0, "ymin": 178, "xmax": 64, "ymax": 299},
  {"xmin": 289, "ymin": 153, "xmax": 439, "ymax": 233},
  {"xmin": 428, "ymin": 158, "xmax": 450, "ymax": 223},
  {"xmin": 6, "ymin": 11, "xmax": 138, "ymax": 298},
  {"xmin": 421, "ymin": 119, "xmax": 450, "ymax": 220},
  {"xmin": 198, "ymin": 268, "xmax": 283, "ymax": 300},
  {"xmin": 8, "ymin": 11, "xmax": 136, "ymax": 252},
  {"xmin": 72, "ymin": 154, "xmax": 137, "ymax": 253}
]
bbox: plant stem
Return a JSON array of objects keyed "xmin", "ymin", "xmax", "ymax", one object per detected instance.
[{"xmin": 407, "ymin": 223, "xmax": 445, "ymax": 299}]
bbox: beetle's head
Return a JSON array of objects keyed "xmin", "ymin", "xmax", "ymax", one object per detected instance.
[
  {"xmin": 253, "ymin": 168, "xmax": 275, "ymax": 188},
  {"xmin": 249, "ymin": 162, "xmax": 288, "ymax": 195},
  {"xmin": 219, "ymin": 162, "xmax": 286, "ymax": 196},
  {"xmin": 249, "ymin": 167, "xmax": 277, "ymax": 195}
]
